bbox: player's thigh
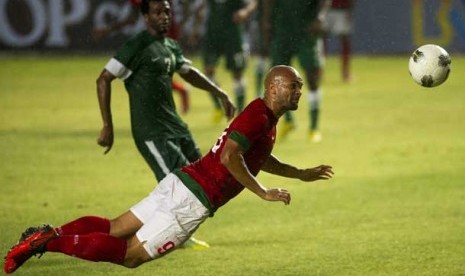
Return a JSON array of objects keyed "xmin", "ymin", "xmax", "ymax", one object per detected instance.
[
  {"xmin": 135, "ymin": 138, "xmax": 189, "ymax": 182},
  {"xmin": 203, "ymin": 38, "xmax": 221, "ymax": 68},
  {"xmin": 123, "ymin": 235, "xmax": 152, "ymax": 268},
  {"xmin": 271, "ymin": 39, "xmax": 293, "ymax": 66},
  {"xmin": 297, "ymin": 37, "xmax": 325, "ymax": 71},
  {"xmin": 135, "ymin": 174, "xmax": 209, "ymax": 259}
]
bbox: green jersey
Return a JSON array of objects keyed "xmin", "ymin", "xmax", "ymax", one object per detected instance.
[{"xmin": 105, "ymin": 31, "xmax": 191, "ymax": 140}]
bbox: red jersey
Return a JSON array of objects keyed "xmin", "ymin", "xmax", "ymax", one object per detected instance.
[
  {"xmin": 181, "ymin": 99, "xmax": 278, "ymax": 212},
  {"xmin": 331, "ymin": 0, "xmax": 352, "ymax": 9}
]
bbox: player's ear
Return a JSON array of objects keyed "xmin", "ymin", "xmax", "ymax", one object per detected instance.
[{"xmin": 269, "ymin": 83, "xmax": 278, "ymax": 101}]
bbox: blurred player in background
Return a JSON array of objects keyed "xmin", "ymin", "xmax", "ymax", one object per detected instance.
[
  {"xmin": 95, "ymin": 0, "xmax": 235, "ymax": 249},
  {"xmin": 253, "ymin": 0, "xmax": 268, "ymax": 97},
  {"xmin": 264, "ymin": 0, "xmax": 330, "ymax": 142},
  {"xmin": 199, "ymin": 0, "xmax": 257, "ymax": 122},
  {"xmin": 92, "ymin": 0, "xmax": 192, "ymax": 113},
  {"xmin": 4, "ymin": 65, "xmax": 334, "ymax": 274},
  {"xmin": 322, "ymin": 0, "xmax": 355, "ymax": 82}
]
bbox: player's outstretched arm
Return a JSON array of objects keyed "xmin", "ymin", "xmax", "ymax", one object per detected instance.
[
  {"xmin": 261, "ymin": 154, "xmax": 334, "ymax": 182},
  {"xmin": 233, "ymin": 0, "xmax": 257, "ymax": 24},
  {"xmin": 179, "ymin": 66, "xmax": 236, "ymax": 120},
  {"xmin": 96, "ymin": 69, "xmax": 117, "ymax": 154},
  {"xmin": 220, "ymin": 139, "xmax": 290, "ymax": 205}
]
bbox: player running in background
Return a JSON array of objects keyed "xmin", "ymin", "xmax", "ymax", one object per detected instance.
[
  {"xmin": 4, "ymin": 65, "xmax": 334, "ymax": 274},
  {"xmin": 253, "ymin": 0, "xmax": 269, "ymax": 97},
  {"xmin": 95, "ymin": 0, "xmax": 235, "ymax": 250},
  {"xmin": 264, "ymin": 0, "xmax": 330, "ymax": 142},
  {"xmin": 92, "ymin": 0, "xmax": 192, "ymax": 113},
  {"xmin": 199, "ymin": 0, "xmax": 257, "ymax": 122},
  {"xmin": 322, "ymin": 0, "xmax": 355, "ymax": 82}
]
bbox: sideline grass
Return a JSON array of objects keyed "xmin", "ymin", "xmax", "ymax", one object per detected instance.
[{"xmin": 1, "ymin": 55, "xmax": 465, "ymax": 275}]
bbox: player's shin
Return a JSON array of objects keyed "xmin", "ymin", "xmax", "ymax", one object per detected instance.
[
  {"xmin": 308, "ymin": 89, "xmax": 321, "ymax": 131},
  {"xmin": 255, "ymin": 57, "xmax": 266, "ymax": 97},
  {"xmin": 308, "ymin": 90, "xmax": 322, "ymax": 142},
  {"xmin": 46, "ymin": 233, "xmax": 127, "ymax": 264},
  {"xmin": 234, "ymin": 78, "xmax": 246, "ymax": 112}
]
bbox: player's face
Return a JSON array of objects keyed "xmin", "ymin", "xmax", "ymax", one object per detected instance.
[
  {"xmin": 276, "ymin": 73, "xmax": 303, "ymax": 111},
  {"xmin": 145, "ymin": 1, "xmax": 171, "ymax": 35}
]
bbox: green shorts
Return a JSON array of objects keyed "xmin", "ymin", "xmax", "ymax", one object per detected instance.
[
  {"xmin": 135, "ymin": 136, "xmax": 201, "ymax": 182},
  {"xmin": 271, "ymin": 35, "xmax": 324, "ymax": 70},
  {"xmin": 203, "ymin": 34, "xmax": 246, "ymax": 72}
]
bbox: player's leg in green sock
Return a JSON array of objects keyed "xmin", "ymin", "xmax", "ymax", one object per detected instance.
[
  {"xmin": 255, "ymin": 56, "xmax": 266, "ymax": 97},
  {"xmin": 308, "ymin": 89, "xmax": 322, "ymax": 142},
  {"xmin": 234, "ymin": 78, "xmax": 246, "ymax": 112},
  {"xmin": 206, "ymin": 75, "xmax": 221, "ymax": 109},
  {"xmin": 285, "ymin": 111, "xmax": 294, "ymax": 124},
  {"xmin": 279, "ymin": 111, "xmax": 295, "ymax": 140},
  {"xmin": 206, "ymin": 74, "xmax": 223, "ymax": 123}
]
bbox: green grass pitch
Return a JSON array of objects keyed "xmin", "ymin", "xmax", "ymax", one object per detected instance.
[{"xmin": 1, "ymin": 54, "xmax": 464, "ymax": 275}]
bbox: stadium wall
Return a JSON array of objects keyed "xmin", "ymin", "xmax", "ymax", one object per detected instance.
[{"xmin": 0, "ymin": 0, "xmax": 464, "ymax": 54}]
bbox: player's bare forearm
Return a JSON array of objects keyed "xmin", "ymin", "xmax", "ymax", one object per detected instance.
[
  {"xmin": 180, "ymin": 67, "xmax": 225, "ymax": 97},
  {"xmin": 96, "ymin": 70, "xmax": 115, "ymax": 127},
  {"xmin": 261, "ymin": 154, "xmax": 301, "ymax": 178},
  {"xmin": 220, "ymin": 139, "xmax": 290, "ymax": 205},
  {"xmin": 96, "ymin": 70, "xmax": 116, "ymax": 153},
  {"xmin": 262, "ymin": 155, "xmax": 334, "ymax": 182},
  {"xmin": 180, "ymin": 67, "xmax": 236, "ymax": 119},
  {"xmin": 233, "ymin": 0, "xmax": 257, "ymax": 23},
  {"xmin": 220, "ymin": 139, "xmax": 266, "ymax": 197}
]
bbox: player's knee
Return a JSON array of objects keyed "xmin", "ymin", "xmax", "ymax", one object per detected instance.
[
  {"xmin": 122, "ymin": 249, "xmax": 151, "ymax": 268},
  {"xmin": 122, "ymin": 238, "xmax": 153, "ymax": 268},
  {"xmin": 122, "ymin": 257, "xmax": 144, "ymax": 268}
]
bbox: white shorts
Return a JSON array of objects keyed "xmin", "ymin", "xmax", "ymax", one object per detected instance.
[
  {"xmin": 323, "ymin": 9, "xmax": 353, "ymax": 36},
  {"xmin": 130, "ymin": 173, "xmax": 210, "ymax": 258}
]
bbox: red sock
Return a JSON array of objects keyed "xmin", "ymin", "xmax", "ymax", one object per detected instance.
[
  {"xmin": 46, "ymin": 233, "xmax": 127, "ymax": 264},
  {"xmin": 171, "ymin": 80, "xmax": 189, "ymax": 113},
  {"xmin": 171, "ymin": 80, "xmax": 187, "ymax": 94},
  {"xmin": 341, "ymin": 37, "xmax": 351, "ymax": 80},
  {"xmin": 56, "ymin": 216, "xmax": 110, "ymax": 235}
]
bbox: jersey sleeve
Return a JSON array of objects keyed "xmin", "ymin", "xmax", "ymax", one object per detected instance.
[
  {"xmin": 228, "ymin": 112, "xmax": 268, "ymax": 151},
  {"xmin": 105, "ymin": 37, "xmax": 141, "ymax": 80},
  {"xmin": 167, "ymin": 39, "xmax": 192, "ymax": 73}
]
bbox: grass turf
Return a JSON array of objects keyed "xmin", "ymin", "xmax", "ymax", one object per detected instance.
[{"xmin": 0, "ymin": 55, "xmax": 464, "ymax": 275}]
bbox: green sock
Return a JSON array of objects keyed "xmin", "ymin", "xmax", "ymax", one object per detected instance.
[
  {"xmin": 208, "ymin": 76, "xmax": 221, "ymax": 109},
  {"xmin": 308, "ymin": 89, "xmax": 322, "ymax": 131},
  {"xmin": 255, "ymin": 58, "xmax": 266, "ymax": 97},
  {"xmin": 234, "ymin": 79, "xmax": 246, "ymax": 112},
  {"xmin": 310, "ymin": 108, "xmax": 319, "ymax": 130},
  {"xmin": 284, "ymin": 111, "xmax": 294, "ymax": 124},
  {"xmin": 210, "ymin": 93, "xmax": 221, "ymax": 109}
]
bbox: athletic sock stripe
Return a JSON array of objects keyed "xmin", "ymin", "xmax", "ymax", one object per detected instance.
[{"xmin": 144, "ymin": 141, "xmax": 170, "ymax": 175}]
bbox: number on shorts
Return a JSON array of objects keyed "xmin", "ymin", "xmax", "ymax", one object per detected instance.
[{"xmin": 157, "ymin": 241, "xmax": 175, "ymax": 255}]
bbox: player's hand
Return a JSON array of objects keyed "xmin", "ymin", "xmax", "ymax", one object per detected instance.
[
  {"xmin": 221, "ymin": 96, "xmax": 236, "ymax": 121},
  {"xmin": 298, "ymin": 165, "xmax": 334, "ymax": 182},
  {"xmin": 97, "ymin": 126, "xmax": 114, "ymax": 154},
  {"xmin": 263, "ymin": 188, "xmax": 291, "ymax": 205},
  {"xmin": 233, "ymin": 9, "xmax": 249, "ymax": 24}
]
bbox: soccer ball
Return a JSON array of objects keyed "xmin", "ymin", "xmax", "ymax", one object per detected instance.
[{"xmin": 408, "ymin": 44, "xmax": 451, "ymax": 88}]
